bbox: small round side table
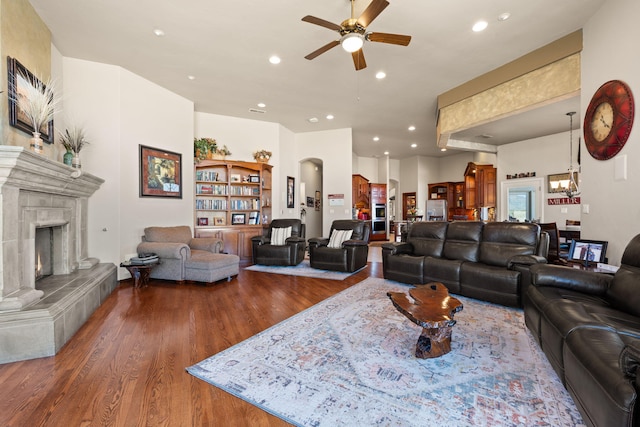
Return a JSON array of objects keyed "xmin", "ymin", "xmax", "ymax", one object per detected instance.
[{"xmin": 120, "ymin": 260, "xmax": 159, "ymax": 288}]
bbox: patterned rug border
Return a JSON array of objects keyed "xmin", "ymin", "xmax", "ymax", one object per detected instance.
[
  {"xmin": 243, "ymin": 259, "xmax": 364, "ymax": 280},
  {"xmin": 187, "ymin": 278, "xmax": 584, "ymax": 426}
]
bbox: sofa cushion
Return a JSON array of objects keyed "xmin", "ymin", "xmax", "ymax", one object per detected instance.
[
  {"xmin": 442, "ymin": 221, "xmax": 483, "ymax": 261},
  {"xmin": 479, "ymin": 222, "xmax": 539, "ymax": 267},
  {"xmin": 328, "ymin": 229, "xmax": 353, "ymax": 248},
  {"xmin": 384, "ymin": 254, "xmax": 425, "ymax": 284},
  {"xmin": 144, "ymin": 225, "xmax": 192, "ymax": 244},
  {"xmin": 271, "ymin": 226, "xmax": 292, "ymax": 246},
  {"xmin": 406, "ymin": 221, "xmax": 448, "ymax": 257},
  {"xmin": 423, "ymin": 257, "xmax": 463, "ymax": 293}
]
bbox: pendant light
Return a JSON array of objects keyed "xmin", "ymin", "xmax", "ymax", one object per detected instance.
[{"xmin": 566, "ymin": 111, "xmax": 581, "ymax": 198}]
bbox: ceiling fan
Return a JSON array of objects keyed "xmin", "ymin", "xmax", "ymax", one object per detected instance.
[{"xmin": 302, "ymin": 0, "xmax": 411, "ymax": 71}]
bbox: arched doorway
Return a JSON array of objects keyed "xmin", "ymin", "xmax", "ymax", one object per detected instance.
[{"xmin": 299, "ymin": 158, "xmax": 323, "ymax": 239}]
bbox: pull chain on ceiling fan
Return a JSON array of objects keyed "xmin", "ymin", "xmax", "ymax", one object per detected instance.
[{"xmin": 302, "ymin": 0, "xmax": 411, "ymax": 71}]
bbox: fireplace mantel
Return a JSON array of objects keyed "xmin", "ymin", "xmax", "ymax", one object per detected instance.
[
  {"xmin": 0, "ymin": 146, "xmax": 103, "ymax": 197},
  {"xmin": 0, "ymin": 147, "xmax": 104, "ymax": 311}
]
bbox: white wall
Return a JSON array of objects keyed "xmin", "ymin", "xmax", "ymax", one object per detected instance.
[
  {"xmin": 296, "ymin": 129, "xmax": 353, "ymax": 235},
  {"xmin": 353, "ymin": 156, "xmax": 378, "ymax": 183},
  {"xmin": 62, "ymin": 58, "xmax": 195, "ymax": 279},
  {"xmin": 581, "ymin": 0, "xmax": 640, "ymax": 264},
  {"xmin": 497, "ymin": 131, "xmax": 581, "ymax": 224},
  {"xmin": 437, "ymin": 152, "xmax": 474, "ymax": 183}
]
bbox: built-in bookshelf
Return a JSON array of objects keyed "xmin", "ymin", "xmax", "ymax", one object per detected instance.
[{"xmin": 194, "ymin": 159, "xmax": 272, "ymax": 228}]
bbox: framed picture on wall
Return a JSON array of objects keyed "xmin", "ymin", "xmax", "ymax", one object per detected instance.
[
  {"xmin": 287, "ymin": 176, "xmax": 295, "ymax": 208},
  {"xmin": 315, "ymin": 190, "xmax": 321, "ymax": 211},
  {"xmin": 7, "ymin": 57, "xmax": 55, "ymax": 144},
  {"xmin": 139, "ymin": 145, "xmax": 182, "ymax": 198}
]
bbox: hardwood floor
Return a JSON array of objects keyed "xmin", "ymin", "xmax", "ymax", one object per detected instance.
[{"xmin": 0, "ymin": 262, "xmax": 382, "ymax": 427}]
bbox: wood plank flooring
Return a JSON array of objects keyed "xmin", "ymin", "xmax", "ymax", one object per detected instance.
[{"xmin": 0, "ymin": 262, "xmax": 382, "ymax": 427}]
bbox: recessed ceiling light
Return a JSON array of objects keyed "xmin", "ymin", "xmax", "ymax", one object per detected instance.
[
  {"xmin": 308, "ymin": 117, "xmax": 319, "ymax": 123},
  {"xmin": 153, "ymin": 29, "xmax": 165, "ymax": 37},
  {"xmin": 411, "ymin": 143, "xmax": 417, "ymax": 148},
  {"xmin": 408, "ymin": 125, "xmax": 416, "ymax": 131},
  {"xmin": 472, "ymin": 20, "xmax": 488, "ymax": 32},
  {"xmin": 373, "ymin": 136, "xmax": 380, "ymax": 141},
  {"xmin": 498, "ymin": 12, "xmax": 511, "ymax": 21},
  {"xmin": 383, "ymin": 151, "xmax": 389, "ymax": 155},
  {"xmin": 269, "ymin": 55, "xmax": 281, "ymax": 64},
  {"xmin": 257, "ymin": 102, "xmax": 266, "ymax": 108},
  {"xmin": 326, "ymin": 114, "xmax": 334, "ymax": 120},
  {"xmin": 375, "ymin": 71, "xmax": 386, "ymax": 79},
  {"xmin": 187, "ymin": 75, "xmax": 195, "ymax": 80},
  {"xmin": 440, "ymin": 148, "xmax": 447, "ymax": 152}
]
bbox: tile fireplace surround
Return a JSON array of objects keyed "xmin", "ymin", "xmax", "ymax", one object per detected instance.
[{"xmin": 0, "ymin": 147, "xmax": 117, "ymax": 363}]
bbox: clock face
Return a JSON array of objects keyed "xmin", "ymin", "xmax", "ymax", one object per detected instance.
[
  {"xmin": 584, "ymin": 80, "xmax": 635, "ymax": 160},
  {"xmin": 590, "ymin": 102, "xmax": 614, "ymax": 142}
]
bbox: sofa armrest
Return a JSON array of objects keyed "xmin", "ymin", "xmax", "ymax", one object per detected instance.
[
  {"xmin": 137, "ymin": 241, "xmax": 190, "ymax": 259},
  {"xmin": 343, "ymin": 239, "xmax": 368, "ymax": 247},
  {"xmin": 620, "ymin": 340, "xmax": 640, "ymax": 379},
  {"xmin": 251, "ymin": 235, "xmax": 269, "ymax": 245},
  {"xmin": 381, "ymin": 242, "xmax": 413, "ymax": 255},
  {"xmin": 530, "ymin": 263, "xmax": 612, "ymax": 295},
  {"xmin": 189, "ymin": 237, "xmax": 223, "ymax": 253},
  {"xmin": 508, "ymin": 254, "xmax": 547, "ymax": 269},
  {"xmin": 308, "ymin": 237, "xmax": 329, "ymax": 248},
  {"xmin": 286, "ymin": 236, "xmax": 306, "ymax": 245}
]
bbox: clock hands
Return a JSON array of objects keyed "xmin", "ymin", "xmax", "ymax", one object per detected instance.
[{"xmin": 599, "ymin": 114, "xmax": 611, "ymax": 128}]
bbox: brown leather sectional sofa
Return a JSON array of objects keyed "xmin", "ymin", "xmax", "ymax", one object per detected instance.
[
  {"xmin": 525, "ymin": 234, "xmax": 640, "ymax": 427},
  {"xmin": 381, "ymin": 221, "xmax": 548, "ymax": 307}
]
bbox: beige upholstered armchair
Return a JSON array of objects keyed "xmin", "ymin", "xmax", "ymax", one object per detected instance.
[{"xmin": 137, "ymin": 226, "xmax": 239, "ymax": 283}]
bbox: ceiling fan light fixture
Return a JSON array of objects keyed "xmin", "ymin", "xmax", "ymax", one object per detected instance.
[{"xmin": 341, "ymin": 33, "xmax": 364, "ymax": 52}]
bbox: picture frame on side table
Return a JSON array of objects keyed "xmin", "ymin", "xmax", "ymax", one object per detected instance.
[
  {"xmin": 139, "ymin": 145, "xmax": 182, "ymax": 198},
  {"xmin": 287, "ymin": 176, "xmax": 295, "ymax": 208},
  {"xmin": 232, "ymin": 213, "xmax": 246, "ymax": 225},
  {"xmin": 7, "ymin": 57, "xmax": 54, "ymax": 144}
]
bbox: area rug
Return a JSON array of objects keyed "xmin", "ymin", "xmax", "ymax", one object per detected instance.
[
  {"xmin": 187, "ymin": 278, "xmax": 584, "ymax": 426},
  {"xmin": 244, "ymin": 260, "xmax": 363, "ymax": 281}
]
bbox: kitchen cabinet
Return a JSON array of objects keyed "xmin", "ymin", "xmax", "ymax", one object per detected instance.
[
  {"xmin": 352, "ymin": 174, "xmax": 370, "ymax": 208},
  {"xmin": 464, "ymin": 162, "xmax": 497, "ymax": 208},
  {"xmin": 370, "ymin": 183, "xmax": 387, "ymax": 205}
]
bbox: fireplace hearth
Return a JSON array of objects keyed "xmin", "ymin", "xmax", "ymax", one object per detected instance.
[{"xmin": 0, "ymin": 147, "xmax": 117, "ymax": 363}]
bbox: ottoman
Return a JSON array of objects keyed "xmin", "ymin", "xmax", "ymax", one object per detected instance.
[{"xmin": 184, "ymin": 250, "xmax": 240, "ymax": 283}]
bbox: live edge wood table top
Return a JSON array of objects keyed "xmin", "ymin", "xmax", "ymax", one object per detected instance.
[{"xmin": 387, "ymin": 282, "xmax": 463, "ymax": 359}]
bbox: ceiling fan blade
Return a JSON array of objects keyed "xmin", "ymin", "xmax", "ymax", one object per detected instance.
[
  {"xmin": 367, "ymin": 32, "xmax": 411, "ymax": 46},
  {"xmin": 305, "ymin": 40, "xmax": 340, "ymax": 60},
  {"xmin": 352, "ymin": 49, "xmax": 367, "ymax": 71},
  {"xmin": 357, "ymin": 0, "xmax": 389, "ymax": 28},
  {"xmin": 301, "ymin": 15, "xmax": 342, "ymax": 32}
]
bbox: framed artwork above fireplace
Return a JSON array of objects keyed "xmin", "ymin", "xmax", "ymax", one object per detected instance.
[{"xmin": 7, "ymin": 57, "xmax": 55, "ymax": 144}]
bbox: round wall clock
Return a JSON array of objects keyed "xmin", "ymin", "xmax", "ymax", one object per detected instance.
[{"xmin": 583, "ymin": 80, "xmax": 635, "ymax": 160}]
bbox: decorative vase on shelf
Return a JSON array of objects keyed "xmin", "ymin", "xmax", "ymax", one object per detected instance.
[
  {"xmin": 30, "ymin": 132, "xmax": 44, "ymax": 154},
  {"xmin": 63, "ymin": 149, "xmax": 73, "ymax": 166},
  {"xmin": 256, "ymin": 157, "xmax": 269, "ymax": 164},
  {"xmin": 71, "ymin": 153, "xmax": 81, "ymax": 169}
]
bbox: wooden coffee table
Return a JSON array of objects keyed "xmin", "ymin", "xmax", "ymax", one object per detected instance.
[{"xmin": 387, "ymin": 282, "xmax": 463, "ymax": 358}]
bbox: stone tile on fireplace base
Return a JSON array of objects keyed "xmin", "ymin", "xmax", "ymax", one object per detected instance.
[{"xmin": 0, "ymin": 263, "xmax": 117, "ymax": 364}]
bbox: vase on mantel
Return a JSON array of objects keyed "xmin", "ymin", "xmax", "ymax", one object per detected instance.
[
  {"xmin": 71, "ymin": 153, "xmax": 81, "ymax": 169},
  {"xmin": 63, "ymin": 149, "xmax": 73, "ymax": 166},
  {"xmin": 30, "ymin": 132, "xmax": 44, "ymax": 154}
]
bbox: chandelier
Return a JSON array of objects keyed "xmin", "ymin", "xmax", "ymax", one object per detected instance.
[{"xmin": 565, "ymin": 112, "xmax": 581, "ymax": 198}]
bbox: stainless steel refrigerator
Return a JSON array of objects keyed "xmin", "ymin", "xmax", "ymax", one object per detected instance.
[{"xmin": 425, "ymin": 199, "xmax": 447, "ymax": 221}]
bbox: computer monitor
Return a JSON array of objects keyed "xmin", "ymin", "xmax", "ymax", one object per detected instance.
[{"xmin": 568, "ymin": 239, "xmax": 608, "ymax": 264}]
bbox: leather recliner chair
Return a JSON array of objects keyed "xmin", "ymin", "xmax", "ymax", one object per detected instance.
[
  {"xmin": 251, "ymin": 219, "xmax": 306, "ymax": 266},
  {"xmin": 308, "ymin": 219, "xmax": 370, "ymax": 272}
]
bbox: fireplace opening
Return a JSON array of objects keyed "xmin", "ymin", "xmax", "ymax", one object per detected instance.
[{"xmin": 35, "ymin": 227, "xmax": 53, "ymax": 281}]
